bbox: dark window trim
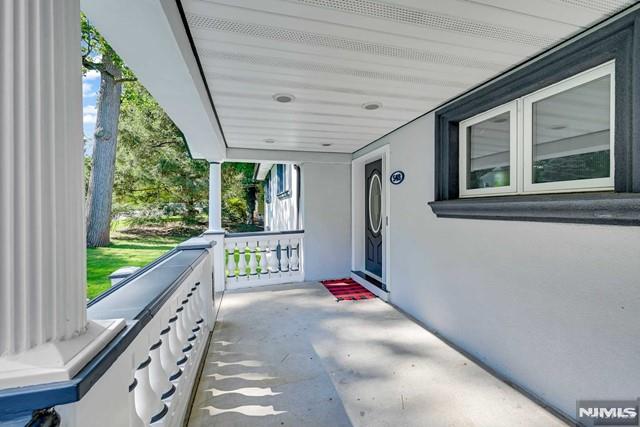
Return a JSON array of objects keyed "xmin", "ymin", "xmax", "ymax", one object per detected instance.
[
  {"xmin": 430, "ymin": 10, "xmax": 640, "ymax": 225},
  {"xmin": 264, "ymin": 171, "xmax": 272, "ymax": 204},
  {"xmin": 276, "ymin": 164, "xmax": 292, "ymax": 199}
]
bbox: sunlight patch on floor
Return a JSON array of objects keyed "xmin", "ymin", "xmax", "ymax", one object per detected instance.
[
  {"xmin": 200, "ymin": 404, "xmax": 287, "ymax": 417},
  {"xmin": 205, "ymin": 387, "xmax": 281, "ymax": 397}
]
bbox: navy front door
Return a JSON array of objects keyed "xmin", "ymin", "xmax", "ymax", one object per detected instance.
[{"xmin": 365, "ymin": 159, "xmax": 383, "ymax": 277}]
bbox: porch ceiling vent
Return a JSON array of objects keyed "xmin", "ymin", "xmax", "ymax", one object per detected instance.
[
  {"xmin": 186, "ymin": 15, "xmax": 502, "ymax": 70},
  {"xmin": 290, "ymin": 0, "xmax": 556, "ymax": 46}
]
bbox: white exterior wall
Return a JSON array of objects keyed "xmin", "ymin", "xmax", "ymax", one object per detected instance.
[
  {"xmin": 370, "ymin": 112, "xmax": 640, "ymax": 418},
  {"xmin": 264, "ymin": 164, "xmax": 299, "ymax": 231},
  {"xmin": 301, "ymin": 163, "xmax": 352, "ymax": 281}
]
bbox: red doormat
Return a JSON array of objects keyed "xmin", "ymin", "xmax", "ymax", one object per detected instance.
[{"xmin": 321, "ymin": 278, "xmax": 376, "ymax": 301}]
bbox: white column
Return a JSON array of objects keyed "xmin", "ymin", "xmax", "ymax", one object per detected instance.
[
  {"xmin": 0, "ymin": 0, "xmax": 124, "ymax": 388},
  {"xmin": 208, "ymin": 162, "xmax": 223, "ymax": 232}
]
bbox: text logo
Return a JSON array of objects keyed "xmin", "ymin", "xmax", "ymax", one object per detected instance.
[{"xmin": 577, "ymin": 400, "xmax": 639, "ymax": 426}]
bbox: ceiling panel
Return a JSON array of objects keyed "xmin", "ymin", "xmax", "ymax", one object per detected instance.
[{"xmin": 182, "ymin": 0, "xmax": 635, "ymax": 153}]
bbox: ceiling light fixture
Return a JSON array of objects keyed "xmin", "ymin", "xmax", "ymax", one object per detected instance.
[
  {"xmin": 273, "ymin": 93, "xmax": 295, "ymax": 103},
  {"xmin": 362, "ymin": 102, "xmax": 382, "ymax": 110},
  {"xmin": 550, "ymin": 125, "xmax": 567, "ymax": 130},
  {"xmin": 264, "ymin": 138, "xmax": 276, "ymax": 144},
  {"xmin": 322, "ymin": 143, "xmax": 332, "ymax": 147}
]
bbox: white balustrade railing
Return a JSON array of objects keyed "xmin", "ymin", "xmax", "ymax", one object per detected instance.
[
  {"xmin": 224, "ymin": 231, "xmax": 304, "ymax": 288},
  {"xmin": 121, "ymin": 254, "xmax": 213, "ymax": 427},
  {"xmin": 53, "ymin": 238, "xmax": 215, "ymax": 427}
]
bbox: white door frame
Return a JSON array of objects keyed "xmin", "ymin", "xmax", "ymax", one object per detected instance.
[{"xmin": 351, "ymin": 145, "xmax": 391, "ymax": 291}]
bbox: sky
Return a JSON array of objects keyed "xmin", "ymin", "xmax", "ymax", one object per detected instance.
[{"xmin": 82, "ymin": 69, "xmax": 100, "ymax": 155}]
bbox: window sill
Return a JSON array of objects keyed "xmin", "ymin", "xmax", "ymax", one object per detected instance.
[{"xmin": 427, "ymin": 192, "xmax": 640, "ymax": 226}]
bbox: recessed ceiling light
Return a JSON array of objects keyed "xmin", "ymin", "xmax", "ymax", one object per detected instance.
[
  {"xmin": 264, "ymin": 138, "xmax": 276, "ymax": 144},
  {"xmin": 362, "ymin": 102, "xmax": 382, "ymax": 110},
  {"xmin": 322, "ymin": 143, "xmax": 332, "ymax": 147},
  {"xmin": 550, "ymin": 125, "xmax": 567, "ymax": 130},
  {"xmin": 273, "ymin": 93, "xmax": 295, "ymax": 103}
]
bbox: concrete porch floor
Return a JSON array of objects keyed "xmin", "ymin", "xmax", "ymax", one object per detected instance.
[{"xmin": 187, "ymin": 282, "xmax": 566, "ymax": 427}]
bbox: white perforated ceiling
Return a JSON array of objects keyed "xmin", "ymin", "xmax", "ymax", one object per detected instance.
[{"xmin": 181, "ymin": 0, "xmax": 636, "ymax": 153}]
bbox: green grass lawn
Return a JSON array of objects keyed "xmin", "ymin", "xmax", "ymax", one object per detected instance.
[{"xmin": 86, "ymin": 233, "xmax": 189, "ymax": 300}]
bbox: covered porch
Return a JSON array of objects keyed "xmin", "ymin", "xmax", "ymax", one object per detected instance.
[
  {"xmin": 187, "ymin": 282, "xmax": 562, "ymax": 427},
  {"xmin": 2, "ymin": 0, "xmax": 640, "ymax": 426}
]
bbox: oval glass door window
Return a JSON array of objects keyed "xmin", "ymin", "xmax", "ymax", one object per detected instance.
[{"xmin": 368, "ymin": 173, "xmax": 382, "ymax": 234}]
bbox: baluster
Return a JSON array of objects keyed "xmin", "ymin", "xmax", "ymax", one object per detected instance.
[
  {"xmin": 237, "ymin": 241, "xmax": 247, "ymax": 277},
  {"xmin": 289, "ymin": 238, "xmax": 300, "ymax": 271},
  {"xmin": 185, "ymin": 292, "xmax": 201, "ymax": 348},
  {"xmin": 183, "ymin": 298, "xmax": 197, "ymax": 343},
  {"xmin": 149, "ymin": 340, "xmax": 175, "ymax": 401},
  {"xmin": 225, "ymin": 242, "xmax": 237, "ymax": 279},
  {"xmin": 248, "ymin": 240, "xmax": 258, "ymax": 276},
  {"xmin": 194, "ymin": 281, "xmax": 209, "ymax": 328},
  {"xmin": 134, "ymin": 357, "xmax": 167, "ymax": 426},
  {"xmin": 268, "ymin": 239, "xmax": 280, "ymax": 275},
  {"xmin": 176, "ymin": 305, "xmax": 192, "ymax": 362},
  {"xmin": 280, "ymin": 239, "xmax": 290, "ymax": 273},
  {"xmin": 167, "ymin": 315, "xmax": 186, "ymax": 370},
  {"xmin": 129, "ymin": 379, "xmax": 145, "ymax": 427},
  {"xmin": 160, "ymin": 325, "xmax": 181, "ymax": 381},
  {"xmin": 258, "ymin": 240, "xmax": 268, "ymax": 278},
  {"xmin": 192, "ymin": 282, "xmax": 205, "ymax": 325}
]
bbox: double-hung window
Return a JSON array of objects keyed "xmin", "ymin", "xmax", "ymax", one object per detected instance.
[
  {"xmin": 276, "ymin": 164, "xmax": 291, "ymax": 198},
  {"xmin": 459, "ymin": 61, "xmax": 615, "ymax": 197}
]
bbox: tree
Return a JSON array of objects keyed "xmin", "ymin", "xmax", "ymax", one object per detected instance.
[
  {"xmin": 221, "ymin": 163, "xmax": 259, "ymax": 227},
  {"xmin": 114, "ymin": 82, "xmax": 209, "ymax": 223},
  {"xmin": 82, "ymin": 15, "xmax": 135, "ymax": 247}
]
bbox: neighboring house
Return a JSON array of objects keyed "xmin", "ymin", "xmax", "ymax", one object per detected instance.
[{"xmin": 254, "ymin": 163, "xmax": 300, "ymax": 231}]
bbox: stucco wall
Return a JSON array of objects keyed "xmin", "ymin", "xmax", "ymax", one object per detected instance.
[
  {"xmin": 301, "ymin": 162, "xmax": 352, "ymax": 281},
  {"xmin": 264, "ymin": 164, "xmax": 299, "ymax": 231},
  {"xmin": 375, "ymin": 112, "xmax": 640, "ymax": 418}
]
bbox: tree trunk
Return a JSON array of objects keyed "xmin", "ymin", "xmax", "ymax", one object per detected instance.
[
  {"xmin": 85, "ymin": 55, "xmax": 122, "ymax": 247},
  {"xmin": 246, "ymin": 185, "xmax": 256, "ymax": 224}
]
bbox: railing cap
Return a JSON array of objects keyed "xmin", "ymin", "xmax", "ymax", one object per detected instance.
[
  {"xmin": 225, "ymin": 229, "xmax": 304, "ymax": 239},
  {"xmin": 177, "ymin": 237, "xmax": 214, "ymax": 250},
  {"xmin": 108, "ymin": 266, "xmax": 140, "ymax": 279}
]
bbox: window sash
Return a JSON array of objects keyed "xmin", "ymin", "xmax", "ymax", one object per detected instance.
[
  {"xmin": 458, "ymin": 61, "xmax": 615, "ymax": 198},
  {"xmin": 276, "ymin": 164, "xmax": 290, "ymax": 196},
  {"xmin": 459, "ymin": 101, "xmax": 518, "ymax": 197},
  {"xmin": 522, "ymin": 61, "xmax": 615, "ymax": 194}
]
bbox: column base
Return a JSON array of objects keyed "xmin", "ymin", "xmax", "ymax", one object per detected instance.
[
  {"xmin": 0, "ymin": 319, "xmax": 125, "ymax": 389},
  {"xmin": 203, "ymin": 228, "xmax": 226, "ymax": 235}
]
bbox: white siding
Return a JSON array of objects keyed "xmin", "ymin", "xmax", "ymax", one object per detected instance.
[
  {"xmin": 372, "ymin": 112, "xmax": 640, "ymax": 418},
  {"xmin": 264, "ymin": 164, "xmax": 300, "ymax": 231}
]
